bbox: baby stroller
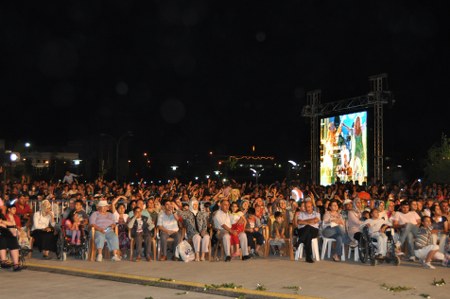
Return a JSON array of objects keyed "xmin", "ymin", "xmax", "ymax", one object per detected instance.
[
  {"xmin": 56, "ymin": 220, "xmax": 89, "ymax": 261},
  {"xmin": 358, "ymin": 224, "xmax": 400, "ymax": 266}
]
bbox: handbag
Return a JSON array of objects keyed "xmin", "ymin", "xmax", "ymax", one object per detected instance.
[{"xmin": 175, "ymin": 240, "xmax": 195, "ymax": 262}]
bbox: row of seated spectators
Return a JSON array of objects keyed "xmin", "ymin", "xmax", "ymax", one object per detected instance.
[{"xmin": 0, "ymin": 177, "xmax": 449, "ymax": 269}]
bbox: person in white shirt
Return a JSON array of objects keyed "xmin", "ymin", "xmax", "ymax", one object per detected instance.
[
  {"xmin": 31, "ymin": 200, "xmax": 57, "ymax": 259},
  {"xmin": 157, "ymin": 200, "xmax": 181, "ymax": 261},
  {"xmin": 361, "ymin": 208, "xmax": 392, "ymax": 258},
  {"xmin": 62, "ymin": 171, "xmax": 80, "ymax": 184},
  {"xmin": 213, "ymin": 199, "xmax": 251, "ymax": 262},
  {"xmin": 293, "ymin": 201, "xmax": 320, "ymax": 263},
  {"xmin": 392, "ymin": 200, "xmax": 421, "ymax": 260}
]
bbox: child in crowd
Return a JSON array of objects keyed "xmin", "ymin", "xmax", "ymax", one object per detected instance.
[
  {"xmin": 229, "ymin": 202, "xmax": 246, "ymax": 257},
  {"xmin": 65, "ymin": 213, "xmax": 81, "ymax": 245},
  {"xmin": 270, "ymin": 211, "xmax": 286, "ymax": 256}
]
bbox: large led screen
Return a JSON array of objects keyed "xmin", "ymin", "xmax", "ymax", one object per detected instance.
[{"xmin": 320, "ymin": 111, "xmax": 368, "ymax": 185}]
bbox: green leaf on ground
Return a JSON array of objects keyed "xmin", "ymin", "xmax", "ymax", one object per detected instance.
[{"xmin": 380, "ymin": 283, "xmax": 413, "ymax": 292}]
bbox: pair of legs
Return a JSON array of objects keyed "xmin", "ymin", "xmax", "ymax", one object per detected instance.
[
  {"xmin": 246, "ymin": 231, "xmax": 265, "ymax": 255},
  {"xmin": 322, "ymin": 225, "xmax": 350, "ymax": 259},
  {"xmin": 133, "ymin": 233, "xmax": 154, "ymax": 260},
  {"xmin": 159, "ymin": 231, "xmax": 180, "ymax": 258},
  {"xmin": 191, "ymin": 233, "xmax": 210, "ymax": 261},
  {"xmin": 216, "ymin": 230, "xmax": 249, "ymax": 260},
  {"xmin": 297, "ymin": 225, "xmax": 319, "ymax": 262},
  {"xmin": 0, "ymin": 236, "xmax": 22, "ymax": 271},
  {"xmin": 398, "ymin": 223, "xmax": 419, "ymax": 257},
  {"xmin": 32, "ymin": 229, "xmax": 56, "ymax": 258},
  {"xmin": 94, "ymin": 230, "xmax": 120, "ymax": 258}
]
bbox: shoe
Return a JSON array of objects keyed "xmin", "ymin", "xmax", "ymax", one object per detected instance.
[
  {"xmin": 232, "ymin": 251, "xmax": 240, "ymax": 257},
  {"xmin": 332, "ymin": 254, "xmax": 341, "ymax": 262},
  {"xmin": 1, "ymin": 261, "xmax": 12, "ymax": 269},
  {"xmin": 349, "ymin": 240, "xmax": 358, "ymax": 248},
  {"xmin": 13, "ymin": 265, "xmax": 23, "ymax": 272},
  {"xmin": 96, "ymin": 254, "xmax": 103, "ymax": 262},
  {"xmin": 111, "ymin": 255, "xmax": 121, "ymax": 262},
  {"xmin": 375, "ymin": 254, "xmax": 384, "ymax": 260},
  {"xmin": 76, "ymin": 240, "xmax": 81, "ymax": 245},
  {"xmin": 200, "ymin": 256, "xmax": 205, "ymax": 261},
  {"xmin": 160, "ymin": 255, "xmax": 167, "ymax": 261},
  {"xmin": 242, "ymin": 255, "xmax": 251, "ymax": 261},
  {"xmin": 171, "ymin": 256, "xmax": 179, "ymax": 261},
  {"xmin": 253, "ymin": 251, "xmax": 260, "ymax": 257},
  {"xmin": 409, "ymin": 256, "xmax": 416, "ymax": 262},
  {"xmin": 135, "ymin": 256, "xmax": 141, "ymax": 262},
  {"xmin": 225, "ymin": 256, "xmax": 231, "ymax": 262},
  {"xmin": 306, "ymin": 258, "xmax": 315, "ymax": 263},
  {"xmin": 43, "ymin": 255, "xmax": 51, "ymax": 260},
  {"xmin": 146, "ymin": 256, "xmax": 151, "ymax": 262},
  {"xmin": 395, "ymin": 248, "xmax": 404, "ymax": 256},
  {"xmin": 423, "ymin": 262, "xmax": 436, "ymax": 269}
]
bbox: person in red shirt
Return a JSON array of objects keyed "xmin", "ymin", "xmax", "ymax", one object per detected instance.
[
  {"xmin": 15, "ymin": 195, "xmax": 32, "ymax": 227},
  {"xmin": 7, "ymin": 205, "xmax": 21, "ymax": 228}
]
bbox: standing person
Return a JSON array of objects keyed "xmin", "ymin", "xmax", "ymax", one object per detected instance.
[
  {"xmin": 31, "ymin": 200, "xmax": 57, "ymax": 259},
  {"xmin": 213, "ymin": 199, "xmax": 251, "ymax": 262},
  {"xmin": 62, "ymin": 171, "xmax": 80, "ymax": 184},
  {"xmin": 0, "ymin": 205, "xmax": 23, "ymax": 271},
  {"xmin": 293, "ymin": 201, "xmax": 320, "ymax": 263}
]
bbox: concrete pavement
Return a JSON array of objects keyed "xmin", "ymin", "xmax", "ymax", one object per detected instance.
[{"xmin": 14, "ymin": 252, "xmax": 450, "ymax": 299}]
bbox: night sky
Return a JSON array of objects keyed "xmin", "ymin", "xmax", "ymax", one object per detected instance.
[{"xmin": 1, "ymin": 0, "xmax": 449, "ymax": 163}]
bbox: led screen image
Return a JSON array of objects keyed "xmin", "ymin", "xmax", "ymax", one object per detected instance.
[{"xmin": 320, "ymin": 111, "xmax": 368, "ymax": 185}]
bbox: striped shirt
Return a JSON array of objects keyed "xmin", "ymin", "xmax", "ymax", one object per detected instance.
[{"xmin": 414, "ymin": 226, "xmax": 433, "ymax": 250}]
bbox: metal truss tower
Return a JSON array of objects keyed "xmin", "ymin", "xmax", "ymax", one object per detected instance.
[{"xmin": 301, "ymin": 74, "xmax": 393, "ymax": 184}]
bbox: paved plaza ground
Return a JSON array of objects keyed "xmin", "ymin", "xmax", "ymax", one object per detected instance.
[{"xmin": 3, "ymin": 251, "xmax": 447, "ymax": 299}]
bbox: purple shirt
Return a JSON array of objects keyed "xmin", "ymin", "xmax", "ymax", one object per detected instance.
[{"xmin": 89, "ymin": 211, "xmax": 115, "ymax": 230}]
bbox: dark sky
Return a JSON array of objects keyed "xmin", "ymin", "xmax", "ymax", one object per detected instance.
[{"xmin": 1, "ymin": 0, "xmax": 449, "ymax": 162}]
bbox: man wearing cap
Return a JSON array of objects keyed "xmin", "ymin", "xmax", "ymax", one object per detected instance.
[
  {"xmin": 89, "ymin": 200, "xmax": 121, "ymax": 262},
  {"xmin": 392, "ymin": 200, "xmax": 421, "ymax": 261}
]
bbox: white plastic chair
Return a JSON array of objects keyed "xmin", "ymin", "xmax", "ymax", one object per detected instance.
[{"xmin": 295, "ymin": 238, "xmax": 320, "ymax": 261}]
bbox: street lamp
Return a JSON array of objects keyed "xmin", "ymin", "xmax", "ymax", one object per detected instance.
[
  {"xmin": 288, "ymin": 160, "xmax": 298, "ymax": 167},
  {"xmin": 100, "ymin": 131, "xmax": 133, "ymax": 181},
  {"xmin": 250, "ymin": 168, "xmax": 263, "ymax": 185}
]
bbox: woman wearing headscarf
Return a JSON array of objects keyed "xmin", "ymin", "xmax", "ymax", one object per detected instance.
[
  {"xmin": 176, "ymin": 199, "xmax": 210, "ymax": 261},
  {"xmin": 31, "ymin": 199, "xmax": 57, "ymax": 259},
  {"xmin": 346, "ymin": 197, "xmax": 363, "ymax": 245}
]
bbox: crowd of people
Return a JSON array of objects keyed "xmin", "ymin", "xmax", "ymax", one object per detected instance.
[{"xmin": 0, "ymin": 174, "xmax": 449, "ymax": 272}]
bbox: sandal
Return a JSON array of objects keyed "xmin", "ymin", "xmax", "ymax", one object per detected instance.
[
  {"xmin": 1, "ymin": 261, "xmax": 12, "ymax": 269},
  {"xmin": 13, "ymin": 264, "xmax": 23, "ymax": 272}
]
